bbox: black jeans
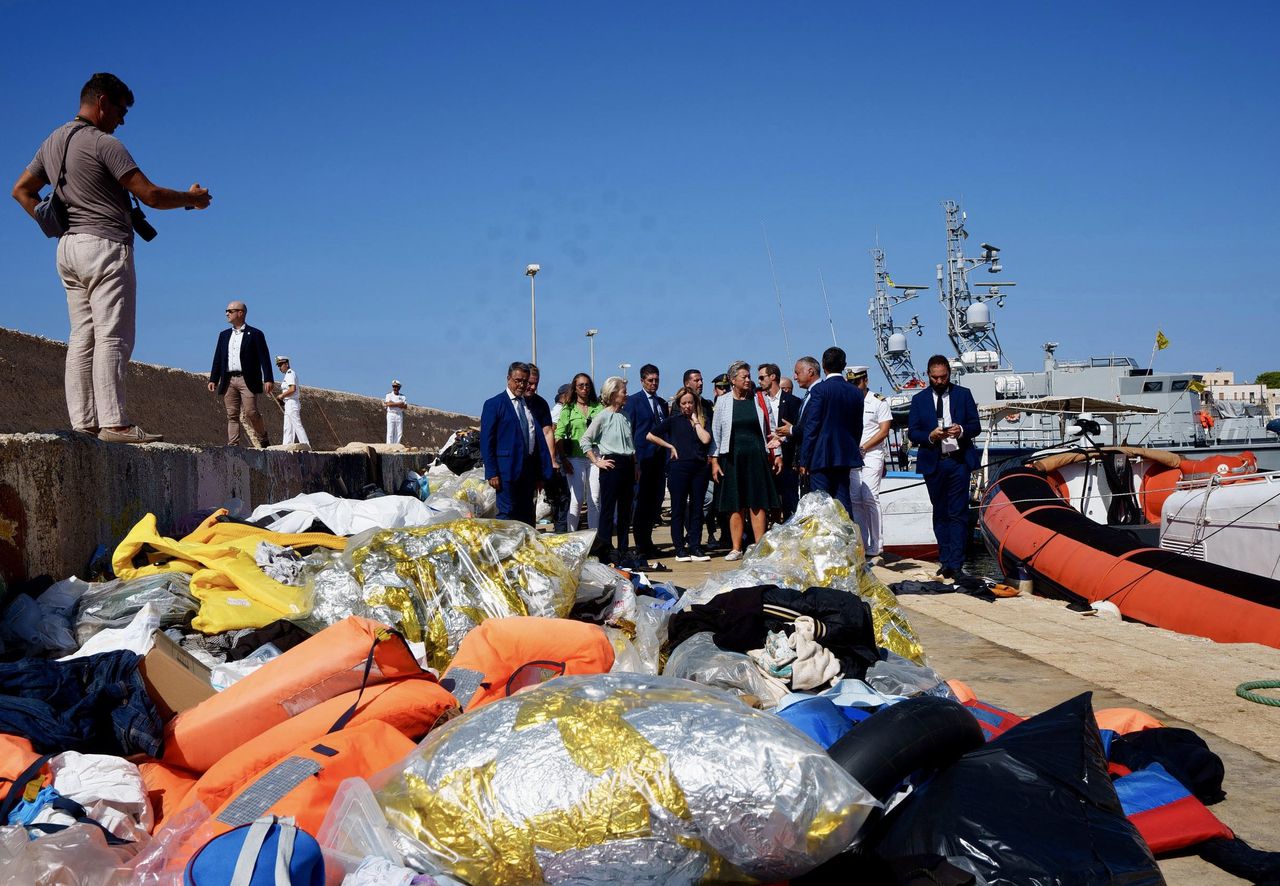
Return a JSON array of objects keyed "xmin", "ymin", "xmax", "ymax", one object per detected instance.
[
  {"xmin": 546, "ymin": 467, "xmax": 571, "ymax": 532},
  {"xmin": 631, "ymin": 451, "xmax": 668, "ymax": 552},
  {"xmin": 667, "ymin": 459, "xmax": 710, "ymax": 553},
  {"xmin": 776, "ymin": 466, "xmax": 800, "ymax": 520},
  {"xmin": 593, "ymin": 454, "xmax": 635, "ymax": 561}
]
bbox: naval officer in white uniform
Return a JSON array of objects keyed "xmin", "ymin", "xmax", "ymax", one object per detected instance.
[
  {"xmin": 384, "ymin": 379, "xmax": 407, "ymax": 444},
  {"xmin": 274, "ymin": 356, "xmax": 310, "ymax": 447},
  {"xmin": 847, "ymin": 365, "xmax": 893, "ymax": 563}
]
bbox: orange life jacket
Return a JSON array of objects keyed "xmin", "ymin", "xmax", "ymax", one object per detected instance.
[
  {"xmin": 166, "ymin": 719, "xmax": 415, "ymax": 877},
  {"xmin": 441, "ymin": 616, "xmax": 614, "ymax": 711},
  {"xmin": 163, "ymin": 617, "xmax": 424, "ymax": 772},
  {"xmin": 163, "ymin": 677, "xmax": 457, "ymax": 828}
]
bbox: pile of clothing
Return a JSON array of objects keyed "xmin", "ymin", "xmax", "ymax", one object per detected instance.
[{"xmin": 0, "ymin": 485, "xmax": 1274, "ymax": 885}]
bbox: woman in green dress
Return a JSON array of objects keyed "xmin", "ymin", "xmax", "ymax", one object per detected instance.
[{"xmin": 710, "ymin": 361, "xmax": 781, "ymax": 560}]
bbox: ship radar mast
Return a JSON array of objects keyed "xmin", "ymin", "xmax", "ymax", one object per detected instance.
[
  {"xmin": 869, "ymin": 247, "xmax": 927, "ymax": 392},
  {"xmin": 938, "ymin": 200, "xmax": 1017, "ymax": 373}
]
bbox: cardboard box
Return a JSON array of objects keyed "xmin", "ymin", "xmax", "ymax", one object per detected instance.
[{"xmin": 140, "ymin": 630, "xmax": 216, "ymax": 721}]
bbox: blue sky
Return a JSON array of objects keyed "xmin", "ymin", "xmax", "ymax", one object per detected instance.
[{"xmin": 3, "ymin": 1, "xmax": 1277, "ymax": 415}]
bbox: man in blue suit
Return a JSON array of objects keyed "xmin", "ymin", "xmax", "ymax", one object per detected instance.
[
  {"xmin": 908, "ymin": 354, "xmax": 982, "ymax": 580},
  {"xmin": 623, "ymin": 363, "xmax": 668, "ymax": 560},
  {"xmin": 481, "ymin": 361, "xmax": 553, "ymax": 526},
  {"xmin": 798, "ymin": 347, "xmax": 864, "ymax": 517}
]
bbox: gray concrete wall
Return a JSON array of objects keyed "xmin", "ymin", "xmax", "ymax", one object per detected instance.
[
  {"xmin": 0, "ymin": 327, "xmax": 475, "ymax": 451},
  {"xmin": 0, "ymin": 433, "xmax": 434, "ymax": 587}
]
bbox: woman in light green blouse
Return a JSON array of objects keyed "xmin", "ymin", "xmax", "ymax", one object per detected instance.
[
  {"xmin": 555, "ymin": 372, "xmax": 604, "ymax": 530},
  {"xmin": 580, "ymin": 376, "xmax": 637, "ymax": 563}
]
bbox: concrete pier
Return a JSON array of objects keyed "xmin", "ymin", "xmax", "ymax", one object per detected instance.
[{"xmin": 0, "ymin": 432, "xmax": 434, "ymax": 586}]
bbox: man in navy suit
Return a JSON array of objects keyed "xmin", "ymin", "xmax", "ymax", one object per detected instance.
[
  {"xmin": 908, "ymin": 354, "xmax": 982, "ymax": 580},
  {"xmin": 481, "ymin": 361, "xmax": 553, "ymax": 526},
  {"xmin": 623, "ymin": 363, "xmax": 668, "ymax": 560},
  {"xmin": 798, "ymin": 347, "xmax": 864, "ymax": 517},
  {"xmin": 208, "ymin": 299, "xmax": 274, "ymax": 446}
]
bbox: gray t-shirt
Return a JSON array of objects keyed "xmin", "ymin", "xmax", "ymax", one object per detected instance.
[{"xmin": 27, "ymin": 121, "xmax": 139, "ymax": 244}]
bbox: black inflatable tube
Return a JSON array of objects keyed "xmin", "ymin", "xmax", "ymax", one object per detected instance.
[{"xmin": 826, "ymin": 696, "xmax": 985, "ymax": 801}]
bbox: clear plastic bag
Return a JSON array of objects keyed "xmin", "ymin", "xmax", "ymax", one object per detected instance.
[
  {"xmin": 375, "ymin": 672, "xmax": 879, "ymax": 886},
  {"xmin": 209, "ymin": 642, "xmax": 282, "ymax": 691},
  {"xmin": 663, "ymin": 631, "xmax": 789, "ymax": 708},
  {"xmin": 305, "ymin": 520, "xmax": 592, "ymax": 671},
  {"xmin": 864, "ymin": 651, "xmax": 957, "ymax": 701},
  {"xmin": 423, "ymin": 467, "xmax": 497, "ymax": 518},
  {"xmin": 118, "ymin": 801, "xmax": 215, "ymax": 885},
  {"xmin": 74, "ymin": 574, "xmax": 199, "ymax": 646}
]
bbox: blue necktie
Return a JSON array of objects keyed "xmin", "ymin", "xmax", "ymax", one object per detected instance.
[{"xmin": 515, "ymin": 398, "xmax": 532, "ymax": 453}]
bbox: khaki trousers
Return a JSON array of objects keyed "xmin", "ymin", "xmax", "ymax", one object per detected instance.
[
  {"xmin": 56, "ymin": 233, "xmax": 136, "ymax": 430},
  {"xmin": 224, "ymin": 375, "xmax": 269, "ymax": 446}
]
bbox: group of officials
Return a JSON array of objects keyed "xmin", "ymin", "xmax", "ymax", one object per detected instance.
[{"xmin": 479, "ymin": 347, "xmax": 981, "ymax": 581}]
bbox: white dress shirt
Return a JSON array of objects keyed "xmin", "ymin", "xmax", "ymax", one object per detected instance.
[
  {"xmin": 934, "ymin": 389, "xmax": 959, "ymax": 454},
  {"xmin": 227, "ymin": 327, "xmax": 245, "ymax": 372}
]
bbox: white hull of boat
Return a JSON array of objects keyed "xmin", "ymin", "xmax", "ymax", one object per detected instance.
[{"xmin": 880, "ymin": 471, "xmax": 938, "ymax": 559}]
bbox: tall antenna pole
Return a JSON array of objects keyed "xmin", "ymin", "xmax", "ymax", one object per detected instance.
[
  {"xmin": 818, "ymin": 269, "xmax": 838, "ymax": 346},
  {"xmin": 761, "ymin": 222, "xmax": 792, "ymax": 364}
]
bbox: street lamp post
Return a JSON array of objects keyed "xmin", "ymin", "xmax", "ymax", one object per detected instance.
[
  {"xmin": 525, "ymin": 264, "xmax": 540, "ymax": 364},
  {"xmin": 585, "ymin": 328, "xmax": 598, "ymax": 385},
  {"xmin": 619, "ymin": 362, "xmax": 631, "ymax": 381}
]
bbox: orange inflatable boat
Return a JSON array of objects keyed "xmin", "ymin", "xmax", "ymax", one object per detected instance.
[{"xmin": 980, "ymin": 461, "xmax": 1280, "ymax": 647}]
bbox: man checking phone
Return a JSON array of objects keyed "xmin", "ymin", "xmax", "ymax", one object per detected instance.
[
  {"xmin": 11, "ymin": 72, "xmax": 211, "ymax": 444},
  {"xmin": 907, "ymin": 354, "xmax": 981, "ymax": 583}
]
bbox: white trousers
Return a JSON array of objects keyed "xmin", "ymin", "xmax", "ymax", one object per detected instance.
[
  {"xmin": 849, "ymin": 453, "xmax": 885, "ymax": 556},
  {"xmin": 282, "ymin": 399, "xmax": 310, "ymax": 446},
  {"xmin": 57, "ymin": 233, "xmax": 136, "ymax": 430},
  {"xmin": 565, "ymin": 456, "xmax": 601, "ymax": 530},
  {"xmin": 386, "ymin": 411, "xmax": 403, "ymax": 444}
]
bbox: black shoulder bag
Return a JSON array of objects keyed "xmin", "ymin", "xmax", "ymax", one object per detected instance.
[{"xmin": 33, "ymin": 123, "xmax": 90, "ymax": 238}]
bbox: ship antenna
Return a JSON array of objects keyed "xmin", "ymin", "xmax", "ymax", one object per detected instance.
[
  {"xmin": 761, "ymin": 221, "xmax": 792, "ymax": 364},
  {"xmin": 819, "ymin": 269, "xmax": 838, "ymax": 346}
]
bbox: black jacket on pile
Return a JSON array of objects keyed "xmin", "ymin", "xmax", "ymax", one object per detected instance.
[{"xmin": 668, "ymin": 584, "xmax": 880, "ymax": 680}]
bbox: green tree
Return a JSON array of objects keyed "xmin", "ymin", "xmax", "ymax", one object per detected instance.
[{"xmin": 1256, "ymin": 372, "xmax": 1280, "ymax": 389}]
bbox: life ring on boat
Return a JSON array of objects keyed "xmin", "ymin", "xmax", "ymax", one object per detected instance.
[
  {"xmin": 1198, "ymin": 410, "xmax": 1215, "ymax": 429},
  {"xmin": 1004, "ymin": 412, "xmax": 1022, "ymax": 423},
  {"xmin": 825, "ymin": 696, "xmax": 985, "ymax": 801}
]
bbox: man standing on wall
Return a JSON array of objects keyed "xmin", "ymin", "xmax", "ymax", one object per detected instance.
[
  {"xmin": 274, "ymin": 356, "xmax": 310, "ymax": 448},
  {"xmin": 12, "ymin": 72, "xmax": 211, "ymax": 443},
  {"xmin": 208, "ymin": 300, "xmax": 274, "ymax": 447},
  {"xmin": 385, "ymin": 380, "xmax": 407, "ymax": 444}
]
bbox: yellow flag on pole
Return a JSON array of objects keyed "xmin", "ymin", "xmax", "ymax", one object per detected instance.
[
  {"xmin": 1187, "ymin": 379, "xmax": 1206, "ymax": 393},
  {"xmin": 1155, "ymin": 330, "xmax": 1170, "ymax": 351},
  {"xmin": 885, "ymin": 273, "xmax": 896, "ymax": 288}
]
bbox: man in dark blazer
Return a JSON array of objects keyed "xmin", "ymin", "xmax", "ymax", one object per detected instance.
[
  {"xmin": 907, "ymin": 354, "xmax": 982, "ymax": 580},
  {"xmin": 776, "ymin": 376, "xmax": 804, "ymax": 519},
  {"xmin": 757, "ymin": 362, "xmax": 801, "ymax": 521},
  {"xmin": 623, "ymin": 363, "xmax": 668, "ymax": 560},
  {"xmin": 208, "ymin": 299, "xmax": 274, "ymax": 446},
  {"xmin": 798, "ymin": 347, "xmax": 863, "ymax": 517},
  {"xmin": 481, "ymin": 361, "xmax": 554, "ymax": 526}
]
